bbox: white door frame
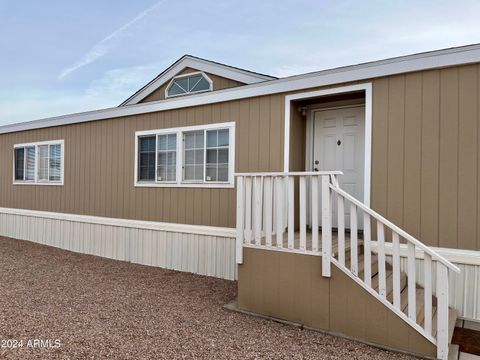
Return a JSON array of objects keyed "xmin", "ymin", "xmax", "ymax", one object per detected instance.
[{"xmin": 283, "ymin": 83, "xmax": 372, "ymax": 207}]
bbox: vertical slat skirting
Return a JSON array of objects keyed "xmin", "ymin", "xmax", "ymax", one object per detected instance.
[{"xmin": 0, "ymin": 210, "xmax": 237, "ymax": 281}]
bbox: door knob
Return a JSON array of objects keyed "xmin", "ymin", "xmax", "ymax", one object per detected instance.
[
  {"xmin": 314, "ymin": 160, "xmax": 319, "ymax": 165},
  {"xmin": 337, "ymin": 140, "xmax": 341, "ymax": 146}
]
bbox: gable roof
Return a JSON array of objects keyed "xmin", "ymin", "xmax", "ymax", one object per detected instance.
[
  {"xmin": 119, "ymin": 55, "xmax": 276, "ymax": 106},
  {"xmin": 2, "ymin": 43, "xmax": 480, "ymax": 135}
]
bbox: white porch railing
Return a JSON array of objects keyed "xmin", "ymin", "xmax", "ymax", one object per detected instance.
[{"xmin": 235, "ymin": 172, "xmax": 461, "ymax": 360}]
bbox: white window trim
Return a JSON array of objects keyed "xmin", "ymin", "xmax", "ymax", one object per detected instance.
[
  {"xmin": 135, "ymin": 122, "xmax": 235, "ymax": 188},
  {"xmin": 12, "ymin": 140, "xmax": 65, "ymax": 186},
  {"xmin": 165, "ymin": 71, "xmax": 213, "ymax": 99}
]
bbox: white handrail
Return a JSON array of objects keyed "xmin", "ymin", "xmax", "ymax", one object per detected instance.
[{"xmin": 330, "ymin": 184, "xmax": 461, "ymax": 274}]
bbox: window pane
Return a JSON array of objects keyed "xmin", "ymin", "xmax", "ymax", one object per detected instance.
[
  {"xmin": 218, "ymin": 129, "xmax": 229, "ymax": 146},
  {"xmin": 168, "ymin": 83, "xmax": 185, "ymax": 96},
  {"xmin": 206, "ymin": 149, "xmax": 217, "ymax": 164},
  {"xmin": 191, "ymin": 77, "xmax": 210, "ymax": 92},
  {"xmin": 25, "ymin": 146, "xmax": 35, "ymax": 181},
  {"xmin": 188, "ymin": 74, "xmax": 202, "ymax": 91},
  {"xmin": 158, "ymin": 135, "xmax": 167, "ymax": 151},
  {"xmin": 14, "ymin": 148, "xmax": 24, "ymax": 181},
  {"xmin": 175, "ymin": 77, "xmax": 189, "ymax": 91},
  {"xmin": 49, "ymin": 144, "xmax": 61, "ymax": 181},
  {"xmin": 206, "ymin": 165, "xmax": 217, "ymax": 182},
  {"xmin": 167, "ymin": 134, "xmax": 176, "ymax": 150},
  {"xmin": 194, "ymin": 132, "xmax": 204, "ymax": 148},
  {"xmin": 217, "ymin": 165, "xmax": 228, "ymax": 182},
  {"xmin": 38, "ymin": 145, "xmax": 49, "ymax": 181},
  {"xmin": 138, "ymin": 136, "xmax": 156, "ymax": 181},
  {"xmin": 207, "ymin": 130, "xmax": 217, "ymax": 148},
  {"xmin": 218, "ymin": 149, "xmax": 228, "ymax": 164}
]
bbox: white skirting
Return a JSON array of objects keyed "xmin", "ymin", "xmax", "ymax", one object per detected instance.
[{"xmin": 0, "ymin": 208, "xmax": 237, "ymax": 281}]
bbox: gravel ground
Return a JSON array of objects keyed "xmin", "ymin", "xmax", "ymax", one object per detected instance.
[{"xmin": 0, "ymin": 236, "xmax": 417, "ymax": 359}]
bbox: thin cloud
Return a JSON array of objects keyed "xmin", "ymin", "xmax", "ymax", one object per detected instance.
[{"xmin": 58, "ymin": 0, "xmax": 164, "ymax": 80}]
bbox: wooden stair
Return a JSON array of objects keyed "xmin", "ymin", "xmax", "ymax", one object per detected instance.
[{"xmin": 344, "ymin": 247, "xmax": 458, "ymax": 345}]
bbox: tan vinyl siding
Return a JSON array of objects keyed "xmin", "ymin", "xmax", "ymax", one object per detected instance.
[
  {"xmin": 1, "ymin": 63, "xmax": 480, "ymax": 250},
  {"xmin": 139, "ymin": 67, "xmax": 245, "ymax": 103},
  {"xmin": 0, "ymin": 94, "xmax": 285, "ymax": 229}
]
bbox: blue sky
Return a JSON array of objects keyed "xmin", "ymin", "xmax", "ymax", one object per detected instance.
[{"xmin": 1, "ymin": 0, "xmax": 479, "ymax": 126}]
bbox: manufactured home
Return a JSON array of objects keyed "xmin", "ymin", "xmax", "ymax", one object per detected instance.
[{"xmin": 2, "ymin": 44, "xmax": 480, "ymax": 359}]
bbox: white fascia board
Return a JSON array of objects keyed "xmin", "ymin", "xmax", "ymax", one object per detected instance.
[
  {"xmin": 122, "ymin": 56, "xmax": 275, "ymax": 105},
  {"xmin": 2, "ymin": 44, "xmax": 480, "ymax": 135}
]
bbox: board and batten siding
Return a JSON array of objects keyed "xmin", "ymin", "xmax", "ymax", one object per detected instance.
[
  {"xmin": 139, "ymin": 67, "xmax": 245, "ymax": 103},
  {"xmin": 1, "ymin": 63, "xmax": 480, "ymax": 252}
]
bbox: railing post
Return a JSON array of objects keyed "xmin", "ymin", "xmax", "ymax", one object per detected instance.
[
  {"xmin": 236, "ymin": 176, "xmax": 245, "ymax": 264},
  {"xmin": 321, "ymin": 175, "xmax": 331, "ymax": 277},
  {"xmin": 436, "ymin": 262, "xmax": 449, "ymax": 360}
]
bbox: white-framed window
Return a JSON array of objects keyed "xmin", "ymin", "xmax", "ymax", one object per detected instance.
[
  {"xmin": 135, "ymin": 122, "xmax": 235, "ymax": 188},
  {"xmin": 13, "ymin": 140, "xmax": 64, "ymax": 185},
  {"xmin": 165, "ymin": 72, "xmax": 213, "ymax": 98}
]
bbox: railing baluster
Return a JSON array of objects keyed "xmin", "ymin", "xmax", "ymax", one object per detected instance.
[
  {"xmin": 407, "ymin": 242, "xmax": 416, "ymax": 321},
  {"xmin": 275, "ymin": 176, "xmax": 284, "ymax": 248},
  {"xmin": 377, "ymin": 222, "xmax": 386, "ymax": 298},
  {"xmin": 288, "ymin": 176, "xmax": 295, "ymax": 249},
  {"xmin": 299, "ymin": 176, "xmax": 307, "ymax": 251},
  {"xmin": 244, "ymin": 177, "xmax": 253, "ymax": 243},
  {"xmin": 363, "ymin": 213, "xmax": 371, "ymax": 287},
  {"xmin": 235, "ymin": 176, "xmax": 245, "ymax": 264},
  {"xmin": 350, "ymin": 203, "xmax": 358, "ymax": 276},
  {"xmin": 337, "ymin": 195, "xmax": 345, "ymax": 266},
  {"xmin": 424, "ymin": 253, "xmax": 432, "ymax": 335},
  {"xmin": 311, "ymin": 176, "xmax": 319, "ymax": 253},
  {"xmin": 253, "ymin": 176, "xmax": 262, "ymax": 245},
  {"xmin": 264, "ymin": 176, "xmax": 273, "ymax": 247},
  {"xmin": 392, "ymin": 232, "xmax": 401, "ymax": 309},
  {"xmin": 436, "ymin": 262, "xmax": 449, "ymax": 360},
  {"xmin": 321, "ymin": 175, "xmax": 332, "ymax": 277}
]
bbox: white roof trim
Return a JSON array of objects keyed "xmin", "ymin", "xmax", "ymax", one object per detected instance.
[
  {"xmin": 3, "ymin": 44, "xmax": 480, "ymax": 135},
  {"xmin": 120, "ymin": 55, "xmax": 275, "ymax": 105}
]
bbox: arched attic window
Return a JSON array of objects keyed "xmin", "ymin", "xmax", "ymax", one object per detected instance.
[{"xmin": 166, "ymin": 72, "xmax": 213, "ymax": 98}]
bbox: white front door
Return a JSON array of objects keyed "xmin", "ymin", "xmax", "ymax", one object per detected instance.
[{"xmin": 313, "ymin": 106, "xmax": 365, "ymax": 229}]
